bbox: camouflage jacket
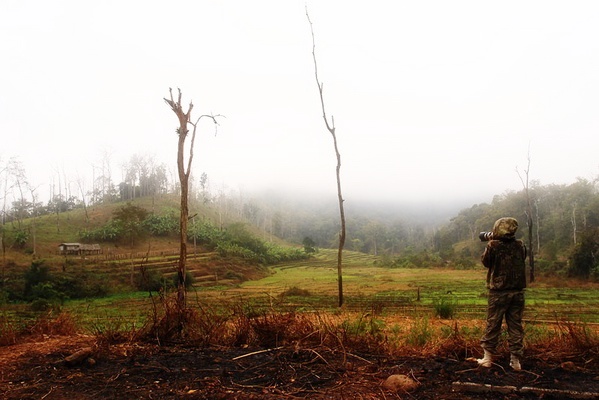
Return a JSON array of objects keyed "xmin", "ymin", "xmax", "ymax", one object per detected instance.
[{"xmin": 481, "ymin": 238, "xmax": 527, "ymax": 291}]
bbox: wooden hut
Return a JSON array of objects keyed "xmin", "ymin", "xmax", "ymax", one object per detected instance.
[{"xmin": 58, "ymin": 243, "xmax": 102, "ymax": 255}]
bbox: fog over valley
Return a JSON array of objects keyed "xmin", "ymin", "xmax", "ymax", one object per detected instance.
[{"xmin": 2, "ymin": 1, "xmax": 599, "ymax": 220}]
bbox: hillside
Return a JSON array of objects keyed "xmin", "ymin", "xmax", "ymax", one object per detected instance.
[
  {"xmin": 4, "ymin": 175, "xmax": 599, "ymax": 291},
  {"xmin": 5, "ymin": 194, "xmax": 274, "ymax": 256},
  {"xmin": 0, "ymin": 194, "xmax": 289, "ymax": 297}
]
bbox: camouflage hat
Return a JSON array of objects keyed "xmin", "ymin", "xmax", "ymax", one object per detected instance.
[{"xmin": 492, "ymin": 217, "xmax": 518, "ymax": 238}]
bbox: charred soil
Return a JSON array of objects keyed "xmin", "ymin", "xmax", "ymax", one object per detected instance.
[{"xmin": 1, "ymin": 335, "xmax": 599, "ymax": 400}]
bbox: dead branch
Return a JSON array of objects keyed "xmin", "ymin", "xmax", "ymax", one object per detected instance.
[
  {"xmin": 306, "ymin": 6, "xmax": 346, "ymax": 308},
  {"xmin": 232, "ymin": 346, "xmax": 285, "ymax": 361}
]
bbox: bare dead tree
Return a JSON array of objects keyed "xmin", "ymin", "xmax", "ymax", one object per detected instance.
[
  {"xmin": 0, "ymin": 161, "xmax": 8, "ymax": 283},
  {"xmin": 51, "ymin": 167, "xmax": 61, "ymax": 233},
  {"xmin": 535, "ymin": 199, "xmax": 541, "ymax": 254},
  {"xmin": 306, "ymin": 9, "xmax": 347, "ymax": 307},
  {"xmin": 164, "ymin": 88, "xmax": 221, "ymax": 310},
  {"xmin": 75, "ymin": 174, "xmax": 89, "ymax": 224},
  {"xmin": 9, "ymin": 159, "xmax": 28, "ymax": 230},
  {"xmin": 29, "ymin": 186, "xmax": 40, "ymax": 259},
  {"xmin": 516, "ymin": 149, "xmax": 535, "ymax": 283},
  {"xmin": 571, "ymin": 202, "xmax": 578, "ymax": 245}
]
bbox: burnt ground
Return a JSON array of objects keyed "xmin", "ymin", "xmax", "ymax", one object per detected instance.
[{"xmin": 1, "ymin": 335, "xmax": 599, "ymax": 399}]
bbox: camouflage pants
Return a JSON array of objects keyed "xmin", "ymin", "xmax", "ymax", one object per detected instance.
[{"xmin": 480, "ymin": 290, "xmax": 525, "ymax": 358}]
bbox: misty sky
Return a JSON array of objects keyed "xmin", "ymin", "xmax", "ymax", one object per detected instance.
[{"xmin": 2, "ymin": 1, "xmax": 599, "ymax": 209}]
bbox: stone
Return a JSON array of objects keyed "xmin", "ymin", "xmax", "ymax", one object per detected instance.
[{"xmin": 382, "ymin": 374, "xmax": 419, "ymax": 393}]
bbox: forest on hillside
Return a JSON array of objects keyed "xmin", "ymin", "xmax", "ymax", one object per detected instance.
[{"xmin": 1, "ymin": 155, "xmax": 598, "ymax": 280}]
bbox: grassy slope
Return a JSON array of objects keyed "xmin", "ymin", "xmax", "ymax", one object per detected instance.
[
  {"xmin": 1, "ymin": 194, "xmax": 276, "ymax": 301},
  {"xmin": 4, "ymin": 194, "xmax": 254, "ymax": 265},
  {"xmin": 7, "ymin": 195, "xmax": 177, "ymax": 263}
]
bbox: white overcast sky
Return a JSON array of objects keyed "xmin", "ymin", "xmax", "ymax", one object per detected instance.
[{"xmin": 1, "ymin": 1, "xmax": 599, "ymax": 209}]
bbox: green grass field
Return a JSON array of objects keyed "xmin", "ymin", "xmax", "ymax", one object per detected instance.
[{"xmin": 51, "ymin": 248, "xmax": 599, "ymax": 329}]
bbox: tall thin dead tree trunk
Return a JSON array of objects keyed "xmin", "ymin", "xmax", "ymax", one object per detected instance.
[
  {"xmin": 306, "ymin": 9, "xmax": 346, "ymax": 307},
  {"xmin": 164, "ymin": 88, "xmax": 220, "ymax": 311},
  {"xmin": 571, "ymin": 203, "xmax": 577, "ymax": 245},
  {"xmin": 517, "ymin": 150, "xmax": 535, "ymax": 283},
  {"xmin": 29, "ymin": 187, "xmax": 38, "ymax": 259},
  {"xmin": 535, "ymin": 199, "xmax": 541, "ymax": 254},
  {"xmin": 1, "ymin": 164, "xmax": 8, "ymax": 282}
]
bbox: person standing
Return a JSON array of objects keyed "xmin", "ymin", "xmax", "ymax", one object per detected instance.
[{"xmin": 477, "ymin": 217, "xmax": 527, "ymax": 370}]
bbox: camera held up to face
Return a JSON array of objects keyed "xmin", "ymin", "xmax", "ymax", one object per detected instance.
[{"xmin": 479, "ymin": 232, "xmax": 494, "ymax": 242}]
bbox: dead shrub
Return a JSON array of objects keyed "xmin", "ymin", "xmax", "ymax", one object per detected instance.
[
  {"xmin": 0, "ymin": 315, "xmax": 20, "ymax": 346},
  {"xmin": 230, "ymin": 312, "xmax": 254, "ymax": 347},
  {"xmin": 0, "ymin": 312, "xmax": 79, "ymax": 346},
  {"xmin": 183, "ymin": 304, "xmax": 231, "ymax": 346},
  {"xmin": 224, "ymin": 305, "xmax": 321, "ymax": 348},
  {"xmin": 92, "ymin": 316, "xmax": 140, "ymax": 346},
  {"xmin": 556, "ymin": 321, "xmax": 599, "ymax": 354},
  {"xmin": 136, "ymin": 291, "xmax": 234, "ymax": 345},
  {"xmin": 28, "ymin": 311, "xmax": 79, "ymax": 336},
  {"xmin": 251, "ymin": 313, "xmax": 294, "ymax": 347},
  {"xmin": 314, "ymin": 312, "xmax": 388, "ymax": 355},
  {"xmin": 434, "ymin": 321, "xmax": 475, "ymax": 359},
  {"xmin": 139, "ymin": 292, "xmax": 192, "ymax": 343},
  {"xmin": 250, "ymin": 312, "xmax": 316, "ymax": 348},
  {"xmin": 280, "ymin": 286, "xmax": 311, "ymax": 297}
]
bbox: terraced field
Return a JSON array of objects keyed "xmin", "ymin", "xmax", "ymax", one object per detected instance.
[
  {"xmin": 59, "ymin": 248, "xmax": 599, "ymax": 327},
  {"xmin": 204, "ymin": 249, "xmax": 599, "ymax": 323}
]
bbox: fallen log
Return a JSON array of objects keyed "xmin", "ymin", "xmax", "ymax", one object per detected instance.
[
  {"xmin": 452, "ymin": 381, "xmax": 599, "ymax": 399},
  {"xmin": 64, "ymin": 347, "xmax": 94, "ymax": 366},
  {"xmin": 451, "ymin": 382, "xmax": 517, "ymax": 395},
  {"xmin": 520, "ymin": 386, "xmax": 599, "ymax": 399}
]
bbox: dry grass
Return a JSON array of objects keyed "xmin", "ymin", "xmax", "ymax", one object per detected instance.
[
  {"xmin": 0, "ymin": 315, "xmax": 20, "ymax": 346},
  {"xmin": 27, "ymin": 311, "xmax": 80, "ymax": 336},
  {"xmin": 0, "ymin": 311, "xmax": 80, "ymax": 346},
  {"xmin": 2, "ymin": 294, "xmax": 598, "ymax": 373},
  {"xmin": 127, "ymin": 297, "xmax": 599, "ymax": 368}
]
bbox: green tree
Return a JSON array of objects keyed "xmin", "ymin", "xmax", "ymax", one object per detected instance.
[
  {"xmin": 12, "ymin": 228, "xmax": 29, "ymax": 249},
  {"xmin": 568, "ymin": 228, "xmax": 599, "ymax": 279},
  {"xmin": 24, "ymin": 261, "xmax": 52, "ymax": 299},
  {"xmin": 113, "ymin": 203, "xmax": 149, "ymax": 246},
  {"xmin": 363, "ymin": 221, "xmax": 387, "ymax": 256},
  {"xmin": 143, "ymin": 212, "xmax": 179, "ymax": 237},
  {"xmin": 302, "ymin": 236, "xmax": 317, "ymax": 254}
]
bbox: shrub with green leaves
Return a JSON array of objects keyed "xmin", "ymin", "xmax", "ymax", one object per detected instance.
[
  {"xmin": 568, "ymin": 228, "xmax": 599, "ymax": 279},
  {"xmin": 172, "ymin": 271, "xmax": 195, "ymax": 290},
  {"xmin": 453, "ymin": 257, "xmax": 477, "ymax": 270},
  {"xmin": 226, "ymin": 223, "xmax": 268, "ymax": 256},
  {"xmin": 24, "ymin": 261, "xmax": 110, "ymax": 303},
  {"xmin": 143, "ymin": 212, "xmax": 179, "ymax": 237},
  {"xmin": 263, "ymin": 243, "xmax": 309, "ymax": 264},
  {"xmin": 81, "ymin": 203, "xmax": 150, "ymax": 245},
  {"xmin": 388, "ymin": 248, "xmax": 442, "ymax": 269},
  {"xmin": 188, "ymin": 220, "xmax": 226, "ymax": 249},
  {"xmin": 54, "ymin": 273, "xmax": 110, "ymax": 298},
  {"xmin": 302, "ymin": 236, "xmax": 317, "ymax": 254},
  {"xmin": 433, "ymin": 296, "xmax": 458, "ymax": 319},
  {"xmin": 81, "ymin": 219, "xmax": 123, "ymax": 242},
  {"xmin": 280, "ymin": 286, "xmax": 311, "ymax": 297},
  {"xmin": 341, "ymin": 315, "xmax": 386, "ymax": 339},
  {"xmin": 406, "ymin": 318, "xmax": 433, "ymax": 347},
  {"xmin": 216, "ymin": 242, "xmax": 257, "ymax": 260},
  {"xmin": 134, "ymin": 269, "xmax": 168, "ymax": 292},
  {"xmin": 24, "ymin": 261, "xmax": 52, "ymax": 299},
  {"xmin": 192, "ymin": 221, "xmax": 308, "ymax": 264},
  {"xmin": 13, "ymin": 228, "xmax": 29, "ymax": 248}
]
